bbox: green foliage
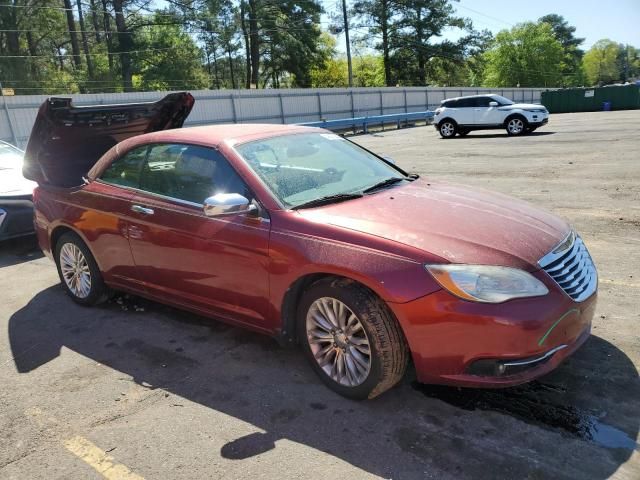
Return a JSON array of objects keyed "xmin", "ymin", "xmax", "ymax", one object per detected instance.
[
  {"xmin": 311, "ymin": 52, "xmax": 385, "ymax": 88},
  {"xmin": 539, "ymin": 14, "xmax": 585, "ymax": 86},
  {"xmin": 0, "ymin": 1, "xmax": 636, "ymax": 93},
  {"xmin": 132, "ymin": 14, "xmax": 208, "ymax": 91},
  {"xmin": 583, "ymin": 39, "xmax": 622, "ymax": 85},
  {"xmin": 483, "ymin": 22, "xmax": 564, "ymax": 87}
]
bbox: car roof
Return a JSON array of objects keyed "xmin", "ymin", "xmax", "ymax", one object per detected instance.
[
  {"xmin": 441, "ymin": 94, "xmax": 500, "ymax": 103},
  {"xmin": 133, "ymin": 123, "xmax": 324, "ymax": 149}
]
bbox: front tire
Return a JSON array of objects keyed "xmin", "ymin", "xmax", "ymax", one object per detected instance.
[
  {"xmin": 298, "ymin": 278, "xmax": 409, "ymax": 400},
  {"xmin": 506, "ymin": 116, "xmax": 527, "ymax": 136},
  {"xmin": 55, "ymin": 232, "xmax": 111, "ymax": 306},
  {"xmin": 438, "ymin": 120, "xmax": 457, "ymax": 138}
]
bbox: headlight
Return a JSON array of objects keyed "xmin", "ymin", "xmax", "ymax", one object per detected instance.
[
  {"xmin": 425, "ymin": 264, "xmax": 549, "ymax": 303},
  {"xmin": 528, "ymin": 108, "xmax": 546, "ymax": 113}
]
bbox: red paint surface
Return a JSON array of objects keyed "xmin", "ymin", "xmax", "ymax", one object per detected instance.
[{"xmin": 33, "ymin": 124, "xmax": 597, "ymax": 387}]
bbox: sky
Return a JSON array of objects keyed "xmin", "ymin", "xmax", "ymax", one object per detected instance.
[{"xmin": 327, "ymin": 0, "xmax": 640, "ymax": 53}]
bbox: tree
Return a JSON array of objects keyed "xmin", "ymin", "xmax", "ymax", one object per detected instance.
[
  {"xmin": 353, "ymin": 0, "xmax": 400, "ymax": 86},
  {"xmin": 132, "ymin": 13, "xmax": 208, "ymax": 91},
  {"xmin": 583, "ymin": 39, "xmax": 621, "ymax": 85},
  {"xmin": 483, "ymin": 22, "xmax": 564, "ymax": 87},
  {"xmin": 539, "ymin": 14, "xmax": 585, "ymax": 86}
]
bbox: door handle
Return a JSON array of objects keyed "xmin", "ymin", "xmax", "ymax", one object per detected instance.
[{"xmin": 131, "ymin": 205, "xmax": 154, "ymax": 215}]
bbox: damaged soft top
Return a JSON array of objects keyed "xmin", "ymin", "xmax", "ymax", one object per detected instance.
[{"xmin": 23, "ymin": 92, "xmax": 194, "ymax": 187}]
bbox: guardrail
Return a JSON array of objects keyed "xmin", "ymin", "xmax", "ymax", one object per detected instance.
[{"xmin": 300, "ymin": 110, "xmax": 435, "ymax": 133}]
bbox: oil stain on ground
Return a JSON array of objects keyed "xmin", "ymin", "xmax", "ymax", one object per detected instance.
[{"xmin": 412, "ymin": 381, "xmax": 639, "ymax": 452}]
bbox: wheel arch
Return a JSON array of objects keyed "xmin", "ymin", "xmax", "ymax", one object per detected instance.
[
  {"xmin": 278, "ymin": 272, "xmax": 396, "ymax": 346},
  {"xmin": 437, "ymin": 117, "xmax": 458, "ymax": 127},
  {"xmin": 50, "ymin": 224, "xmax": 103, "ymax": 271},
  {"xmin": 503, "ymin": 112, "xmax": 527, "ymax": 126}
]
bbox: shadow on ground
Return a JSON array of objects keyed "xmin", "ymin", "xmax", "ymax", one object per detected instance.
[
  {"xmin": 8, "ymin": 286, "xmax": 639, "ymax": 479},
  {"xmin": 451, "ymin": 131, "xmax": 556, "ymax": 139},
  {"xmin": 0, "ymin": 235, "xmax": 43, "ymax": 268}
]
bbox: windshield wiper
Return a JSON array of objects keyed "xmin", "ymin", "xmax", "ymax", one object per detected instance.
[
  {"xmin": 292, "ymin": 192, "xmax": 363, "ymax": 210},
  {"xmin": 362, "ymin": 177, "xmax": 406, "ymax": 194}
]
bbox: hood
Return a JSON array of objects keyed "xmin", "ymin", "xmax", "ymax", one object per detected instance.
[
  {"xmin": 297, "ymin": 180, "xmax": 570, "ymax": 271},
  {"xmin": 23, "ymin": 92, "xmax": 194, "ymax": 187},
  {"xmin": 502, "ymin": 103, "xmax": 546, "ymax": 111}
]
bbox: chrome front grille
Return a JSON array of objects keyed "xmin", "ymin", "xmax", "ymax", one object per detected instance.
[{"xmin": 538, "ymin": 231, "xmax": 597, "ymax": 302}]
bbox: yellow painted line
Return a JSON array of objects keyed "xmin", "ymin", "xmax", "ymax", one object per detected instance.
[{"xmin": 63, "ymin": 436, "xmax": 145, "ymax": 480}]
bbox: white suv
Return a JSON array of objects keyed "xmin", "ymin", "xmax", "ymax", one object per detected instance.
[{"xmin": 433, "ymin": 94, "xmax": 549, "ymax": 138}]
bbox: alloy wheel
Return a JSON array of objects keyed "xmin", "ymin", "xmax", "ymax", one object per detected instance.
[
  {"xmin": 508, "ymin": 118, "xmax": 524, "ymax": 134},
  {"xmin": 59, "ymin": 243, "xmax": 92, "ymax": 299},
  {"xmin": 306, "ymin": 297, "xmax": 371, "ymax": 387},
  {"xmin": 440, "ymin": 122, "xmax": 455, "ymax": 137}
]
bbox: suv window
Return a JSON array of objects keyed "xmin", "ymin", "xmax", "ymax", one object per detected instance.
[
  {"xmin": 139, "ymin": 144, "xmax": 251, "ymax": 204},
  {"xmin": 474, "ymin": 97, "xmax": 491, "ymax": 107},
  {"xmin": 442, "ymin": 100, "xmax": 456, "ymax": 108},
  {"xmin": 456, "ymin": 98, "xmax": 475, "ymax": 108},
  {"xmin": 100, "ymin": 146, "xmax": 148, "ymax": 187}
]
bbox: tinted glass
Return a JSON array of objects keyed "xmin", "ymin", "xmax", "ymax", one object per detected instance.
[
  {"xmin": 139, "ymin": 144, "xmax": 250, "ymax": 204},
  {"xmin": 100, "ymin": 146, "xmax": 147, "ymax": 187},
  {"xmin": 236, "ymin": 133, "xmax": 404, "ymax": 208},
  {"xmin": 474, "ymin": 97, "xmax": 491, "ymax": 107},
  {"xmin": 456, "ymin": 98, "xmax": 475, "ymax": 108}
]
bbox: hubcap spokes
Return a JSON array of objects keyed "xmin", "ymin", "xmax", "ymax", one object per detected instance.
[
  {"xmin": 60, "ymin": 243, "xmax": 92, "ymax": 299},
  {"xmin": 509, "ymin": 119, "xmax": 523, "ymax": 133},
  {"xmin": 306, "ymin": 297, "xmax": 371, "ymax": 387},
  {"xmin": 442, "ymin": 123, "xmax": 454, "ymax": 136}
]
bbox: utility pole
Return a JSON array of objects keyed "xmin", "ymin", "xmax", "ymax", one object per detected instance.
[{"xmin": 341, "ymin": 0, "xmax": 353, "ymax": 87}]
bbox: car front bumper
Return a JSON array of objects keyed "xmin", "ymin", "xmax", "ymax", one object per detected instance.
[
  {"xmin": 388, "ymin": 270, "xmax": 596, "ymax": 388},
  {"xmin": 0, "ymin": 196, "xmax": 35, "ymax": 241}
]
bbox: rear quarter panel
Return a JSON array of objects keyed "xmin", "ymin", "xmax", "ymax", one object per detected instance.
[{"xmin": 35, "ymin": 182, "xmax": 136, "ymax": 284}]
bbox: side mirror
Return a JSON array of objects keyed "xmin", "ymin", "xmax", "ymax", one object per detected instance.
[
  {"xmin": 489, "ymin": 101, "xmax": 498, "ymax": 107},
  {"xmin": 381, "ymin": 155, "xmax": 396, "ymax": 165},
  {"xmin": 204, "ymin": 193, "xmax": 257, "ymax": 217}
]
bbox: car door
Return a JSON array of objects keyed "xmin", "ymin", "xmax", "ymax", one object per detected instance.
[
  {"xmin": 126, "ymin": 143, "xmax": 272, "ymax": 329},
  {"xmin": 83, "ymin": 145, "xmax": 150, "ymax": 290},
  {"xmin": 474, "ymin": 97, "xmax": 503, "ymax": 125},
  {"xmin": 453, "ymin": 98, "xmax": 475, "ymax": 125}
]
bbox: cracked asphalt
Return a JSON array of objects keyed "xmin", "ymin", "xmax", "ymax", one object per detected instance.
[{"xmin": 1, "ymin": 110, "xmax": 639, "ymax": 479}]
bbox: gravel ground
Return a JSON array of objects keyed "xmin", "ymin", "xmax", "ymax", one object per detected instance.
[{"xmin": 1, "ymin": 110, "xmax": 638, "ymax": 480}]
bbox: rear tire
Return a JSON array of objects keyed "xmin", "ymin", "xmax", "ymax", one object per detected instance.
[
  {"xmin": 438, "ymin": 120, "xmax": 457, "ymax": 138},
  {"xmin": 297, "ymin": 277, "xmax": 409, "ymax": 400},
  {"xmin": 506, "ymin": 116, "xmax": 527, "ymax": 136},
  {"xmin": 55, "ymin": 232, "xmax": 111, "ymax": 306}
]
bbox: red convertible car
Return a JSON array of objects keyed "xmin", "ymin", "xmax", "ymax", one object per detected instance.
[{"xmin": 24, "ymin": 93, "xmax": 598, "ymax": 399}]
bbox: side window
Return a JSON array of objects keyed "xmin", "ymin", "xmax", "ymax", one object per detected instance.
[
  {"xmin": 474, "ymin": 97, "xmax": 491, "ymax": 107},
  {"xmin": 139, "ymin": 144, "xmax": 251, "ymax": 204},
  {"xmin": 100, "ymin": 146, "xmax": 148, "ymax": 187},
  {"xmin": 456, "ymin": 98, "xmax": 474, "ymax": 108}
]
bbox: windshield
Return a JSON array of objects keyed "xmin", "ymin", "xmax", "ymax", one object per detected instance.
[
  {"xmin": 0, "ymin": 144, "xmax": 24, "ymax": 171},
  {"xmin": 235, "ymin": 133, "xmax": 404, "ymax": 208},
  {"xmin": 491, "ymin": 95, "xmax": 515, "ymax": 106}
]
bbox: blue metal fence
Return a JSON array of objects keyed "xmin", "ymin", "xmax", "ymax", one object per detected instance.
[{"xmin": 300, "ymin": 111, "xmax": 434, "ymax": 132}]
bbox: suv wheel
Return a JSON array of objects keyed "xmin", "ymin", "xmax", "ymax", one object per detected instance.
[
  {"xmin": 298, "ymin": 278, "xmax": 409, "ymax": 400},
  {"xmin": 506, "ymin": 116, "xmax": 527, "ymax": 136},
  {"xmin": 55, "ymin": 232, "xmax": 111, "ymax": 306},
  {"xmin": 439, "ymin": 120, "xmax": 457, "ymax": 138}
]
